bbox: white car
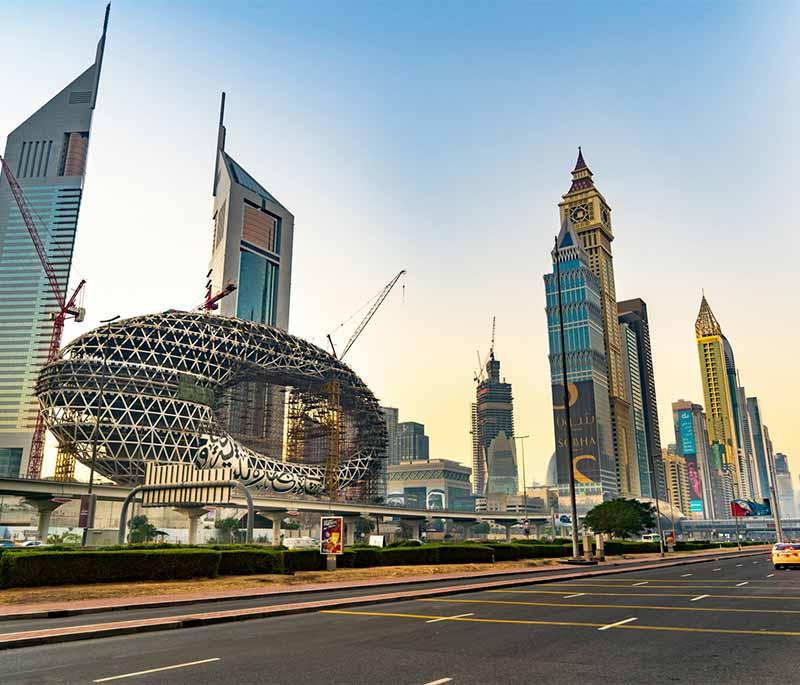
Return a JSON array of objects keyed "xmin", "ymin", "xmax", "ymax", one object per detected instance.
[
  {"xmin": 283, "ymin": 537, "xmax": 318, "ymax": 550},
  {"xmin": 22, "ymin": 540, "xmax": 46, "ymax": 547}
]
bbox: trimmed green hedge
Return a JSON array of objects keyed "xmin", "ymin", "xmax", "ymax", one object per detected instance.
[
  {"xmin": 217, "ymin": 549, "xmax": 284, "ymax": 576},
  {"xmin": 340, "ymin": 547, "xmax": 382, "ymax": 568},
  {"xmin": 0, "ymin": 549, "xmax": 221, "ymax": 588},
  {"xmin": 284, "ymin": 549, "xmax": 325, "ymax": 572}
]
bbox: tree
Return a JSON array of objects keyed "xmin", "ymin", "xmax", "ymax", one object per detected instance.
[
  {"xmin": 584, "ymin": 498, "xmax": 655, "ymax": 539},
  {"xmin": 128, "ymin": 515, "xmax": 161, "ymax": 543},
  {"xmin": 217, "ymin": 517, "xmax": 242, "ymax": 543}
]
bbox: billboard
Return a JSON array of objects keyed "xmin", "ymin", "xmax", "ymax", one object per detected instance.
[
  {"xmin": 552, "ymin": 381, "xmax": 601, "ymax": 486},
  {"xmin": 320, "ymin": 516, "xmax": 344, "ymax": 555},
  {"xmin": 678, "ymin": 410, "xmax": 696, "ymax": 456},
  {"xmin": 677, "ymin": 411, "xmax": 704, "ymax": 514},
  {"xmin": 731, "ymin": 499, "xmax": 772, "ymax": 517}
]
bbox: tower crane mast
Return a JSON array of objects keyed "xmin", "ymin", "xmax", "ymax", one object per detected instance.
[{"xmin": 0, "ymin": 156, "xmax": 86, "ymax": 479}]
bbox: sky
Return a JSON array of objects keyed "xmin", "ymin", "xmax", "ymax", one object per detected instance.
[{"xmin": 1, "ymin": 0, "xmax": 799, "ymax": 484}]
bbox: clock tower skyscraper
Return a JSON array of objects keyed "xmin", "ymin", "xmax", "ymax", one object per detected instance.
[{"xmin": 557, "ymin": 150, "xmax": 639, "ymax": 496}]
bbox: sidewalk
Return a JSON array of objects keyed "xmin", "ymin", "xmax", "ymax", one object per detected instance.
[{"xmin": 0, "ymin": 546, "xmax": 767, "ymax": 620}]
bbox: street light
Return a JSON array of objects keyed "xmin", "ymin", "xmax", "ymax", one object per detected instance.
[
  {"xmin": 514, "ymin": 435, "xmax": 530, "ymax": 538},
  {"xmin": 82, "ymin": 314, "xmax": 119, "ymax": 546}
]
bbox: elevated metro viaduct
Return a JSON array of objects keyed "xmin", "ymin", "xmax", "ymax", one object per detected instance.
[{"xmin": 0, "ymin": 477, "xmax": 549, "ymax": 544}]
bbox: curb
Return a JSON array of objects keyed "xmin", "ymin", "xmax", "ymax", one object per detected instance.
[
  {"xmin": 0, "ymin": 548, "xmax": 767, "ymax": 651},
  {"xmin": 0, "ymin": 546, "xmax": 764, "ymax": 621}
]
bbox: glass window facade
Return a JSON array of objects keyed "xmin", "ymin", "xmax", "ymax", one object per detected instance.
[
  {"xmin": 236, "ymin": 250, "xmax": 279, "ymax": 325},
  {"xmin": 0, "ymin": 447, "xmax": 22, "ymax": 477}
]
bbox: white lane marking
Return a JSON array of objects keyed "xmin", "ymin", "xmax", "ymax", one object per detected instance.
[
  {"xmin": 94, "ymin": 658, "xmax": 220, "ymax": 683},
  {"xmin": 598, "ymin": 617, "xmax": 638, "ymax": 631},
  {"xmin": 690, "ymin": 594, "xmax": 710, "ymax": 602},
  {"xmin": 426, "ymin": 613, "xmax": 474, "ymax": 624},
  {"xmin": 753, "ymin": 561, "xmax": 759, "ymax": 564},
  {"xmin": 681, "ymin": 574, "xmax": 693, "ymax": 577},
  {"xmin": 423, "ymin": 679, "xmax": 453, "ymax": 685},
  {"xmin": 736, "ymin": 564, "xmax": 743, "ymax": 567},
  {"xmin": 737, "ymin": 582, "xmax": 749, "ymax": 587},
  {"xmin": 713, "ymin": 568, "xmax": 722, "ymax": 572},
  {"xmin": 632, "ymin": 581, "xmax": 649, "ymax": 586},
  {"xmin": 563, "ymin": 593, "xmax": 586, "ymax": 598},
  {"xmin": 767, "ymin": 574, "xmax": 775, "ymax": 578}
]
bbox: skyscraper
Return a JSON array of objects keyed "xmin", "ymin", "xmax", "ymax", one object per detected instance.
[
  {"xmin": 0, "ymin": 6, "xmax": 109, "ymax": 478},
  {"xmin": 694, "ymin": 296, "xmax": 744, "ymax": 498},
  {"xmin": 672, "ymin": 399, "xmax": 716, "ymax": 518},
  {"xmin": 618, "ymin": 298, "xmax": 667, "ymax": 500},
  {"xmin": 558, "ymin": 150, "xmax": 637, "ymax": 496},
  {"xmin": 619, "ymin": 321, "xmax": 647, "ymax": 496},
  {"xmin": 472, "ymin": 343, "xmax": 515, "ymax": 496},
  {"xmin": 206, "ymin": 94, "xmax": 295, "ymax": 459},
  {"xmin": 397, "ymin": 422, "xmax": 429, "ymax": 462},
  {"xmin": 664, "ymin": 447, "xmax": 691, "ymax": 515},
  {"xmin": 774, "ymin": 453, "xmax": 796, "ymax": 519},
  {"xmin": 544, "ymin": 218, "xmax": 616, "ymax": 503},
  {"xmin": 746, "ymin": 396, "xmax": 771, "ymax": 500},
  {"xmin": 380, "ymin": 407, "xmax": 400, "ymax": 465}
]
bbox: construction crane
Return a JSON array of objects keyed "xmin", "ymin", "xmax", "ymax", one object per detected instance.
[
  {"xmin": 199, "ymin": 281, "xmax": 237, "ymax": 311},
  {"xmin": 327, "ymin": 269, "xmax": 406, "ymax": 361},
  {"xmin": 489, "ymin": 315, "xmax": 496, "ymax": 359},
  {"xmin": 0, "ymin": 156, "xmax": 86, "ymax": 479},
  {"xmin": 315, "ymin": 269, "xmax": 406, "ymax": 500}
]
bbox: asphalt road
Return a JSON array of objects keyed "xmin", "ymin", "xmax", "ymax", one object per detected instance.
[
  {"xmin": 0, "ymin": 554, "xmax": 732, "ymax": 634},
  {"xmin": 5, "ymin": 552, "xmax": 799, "ymax": 684}
]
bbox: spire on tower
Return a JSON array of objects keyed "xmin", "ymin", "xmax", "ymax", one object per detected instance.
[
  {"xmin": 567, "ymin": 147, "xmax": 595, "ymax": 193},
  {"xmin": 695, "ymin": 295, "xmax": 722, "ymax": 337}
]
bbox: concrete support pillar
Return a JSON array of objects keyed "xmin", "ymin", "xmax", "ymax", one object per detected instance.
[
  {"xmin": 174, "ymin": 507, "xmax": 207, "ymax": 545},
  {"xmin": 268, "ymin": 512, "xmax": 285, "ymax": 546},
  {"xmin": 406, "ymin": 520, "xmax": 422, "ymax": 540},
  {"xmin": 23, "ymin": 498, "xmax": 64, "ymax": 542},
  {"xmin": 503, "ymin": 523, "xmax": 513, "ymax": 541},
  {"xmin": 461, "ymin": 521, "xmax": 473, "ymax": 541}
]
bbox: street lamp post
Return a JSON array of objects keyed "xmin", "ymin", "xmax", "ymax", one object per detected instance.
[
  {"xmin": 515, "ymin": 435, "xmax": 530, "ymax": 538},
  {"xmin": 82, "ymin": 314, "xmax": 119, "ymax": 546},
  {"xmin": 554, "ymin": 235, "xmax": 580, "ymax": 559}
]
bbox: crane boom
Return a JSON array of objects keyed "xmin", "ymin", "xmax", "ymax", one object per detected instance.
[
  {"xmin": 0, "ymin": 155, "xmax": 86, "ymax": 479},
  {"xmin": 339, "ymin": 269, "xmax": 406, "ymax": 360}
]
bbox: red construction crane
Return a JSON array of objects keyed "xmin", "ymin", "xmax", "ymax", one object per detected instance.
[
  {"xmin": 0, "ymin": 156, "xmax": 86, "ymax": 478},
  {"xmin": 199, "ymin": 281, "xmax": 237, "ymax": 311}
]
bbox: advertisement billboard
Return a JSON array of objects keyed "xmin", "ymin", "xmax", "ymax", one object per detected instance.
[
  {"xmin": 678, "ymin": 410, "xmax": 696, "ymax": 456},
  {"xmin": 552, "ymin": 381, "xmax": 601, "ymax": 486},
  {"xmin": 731, "ymin": 499, "xmax": 772, "ymax": 517},
  {"xmin": 320, "ymin": 516, "xmax": 344, "ymax": 555}
]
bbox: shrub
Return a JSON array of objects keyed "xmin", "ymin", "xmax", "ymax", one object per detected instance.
[
  {"xmin": 516, "ymin": 544, "xmax": 571, "ymax": 559},
  {"xmin": 217, "ymin": 549, "xmax": 284, "ymax": 575},
  {"xmin": 436, "ymin": 544, "xmax": 494, "ymax": 564},
  {"xmin": 484, "ymin": 543, "xmax": 521, "ymax": 561},
  {"xmin": 0, "ymin": 549, "xmax": 220, "ymax": 588},
  {"xmin": 338, "ymin": 547, "xmax": 382, "ymax": 568},
  {"xmin": 284, "ymin": 549, "xmax": 325, "ymax": 572},
  {"xmin": 379, "ymin": 546, "xmax": 439, "ymax": 566}
]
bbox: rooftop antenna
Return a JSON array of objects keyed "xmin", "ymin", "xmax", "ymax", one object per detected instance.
[
  {"xmin": 213, "ymin": 92, "xmax": 226, "ymax": 195},
  {"xmin": 91, "ymin": 3, "xmax": 111, "ymax": 109},
  {"xmin": 489, "ymin": 315, "xmax": 496, "ymax": 360}
]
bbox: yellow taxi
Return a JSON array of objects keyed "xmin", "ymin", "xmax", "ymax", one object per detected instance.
[{"xmin": 772, "ymin": 542, "xmax": 800, "ymax": 569}]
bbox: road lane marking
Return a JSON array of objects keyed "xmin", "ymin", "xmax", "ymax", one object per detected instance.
[
  {"xmin": 423, "ymin": 679, "xmax": 452, "ymax": 685},
  {"xmin": 556, "ymin": 578, "xmax": 781, "ymax": 584},
  {"xmin": 563, "ymin": 593, "xmax": 585, "ymax": 598},
  {"xmin": 753, "ymin": 561, "xmax": 759, "ymax": 564},
  {"xmin": 690, "ymin": 595, "xmax": 710, "ymax": 602},
  {"xmin": 598, "ymin": 617, "xmax": 638, "ymax": 631},
  {"xmin": 768, "ymin": 574, "xmax": 775, "ymax": 578},
  {"xmin": 426, "ymin": 613, "xmax": 474, "ymax": 624},
  {"xmin": 737, "ymin": 582, "xmax": 749, "ymax": 587},
  {"xmin": 426, "ymin": 597, "xmax": 800, "ymax": 615},
  {"xmin": 93, "ymin": 658, "xmax": 220, "ymax": 683},
  {"xmin": 490, "ymin": 589, "xmax": 800, "ymax": 601},
  {"xmin": 551, "ymin": 583, "xmax": 769, "ymax": 590},
  {"xmin": 736, "ymin": 564, "xmax": 743, "ymax": 567},
  {"xmin": 322, "ymin": 610, "xmax": 800, "ymax": 638},
  {"xmin": 681, "ymin": 574, "xmax": 693, "ymax": 577},
  {"xmin": 632, "ymin": 582, "xmax": 649, "ymax": 586},
  {"xmin": 713, "ymin": 568, "xmax": 722, "ymax": 571}
]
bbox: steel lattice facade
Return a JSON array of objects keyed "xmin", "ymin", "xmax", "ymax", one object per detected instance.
[{"xmin": 36, "ymin": 311, "xmax": 387, "ymax": 499}]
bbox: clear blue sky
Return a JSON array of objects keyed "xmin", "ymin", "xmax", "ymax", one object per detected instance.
[{"xmin": 1, "ymin": 1, "xmax": 798, "ymax": 481}]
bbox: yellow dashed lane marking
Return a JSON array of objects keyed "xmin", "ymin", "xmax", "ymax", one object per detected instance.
[
  {"xmin": 488, "ymin": 589, "xmax": 800, "ymax": 601},
  {"xmin": 321, "ymin": 609, "xmax": 800, "ymax": 637}
]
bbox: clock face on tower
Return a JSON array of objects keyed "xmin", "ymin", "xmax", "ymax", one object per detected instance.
[
  {"xmin": 601, "ymin": 207, "xmax": 610, "ymax": 225},
  {"xmin": 569, "ymin": 202, "xmax": 592, "ymax": 224}
]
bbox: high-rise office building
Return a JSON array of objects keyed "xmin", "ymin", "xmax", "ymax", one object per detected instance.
[
  {"xmin": 664, "ymin": 448, "xmax": 691, "ymax": 515},
  {"xmin": 380, "ymin": 407, "xmax": 400, "ymax": 465},
  {"xmin": 694, "ymin": 296, "xmax": 744, "ymax": 498},
  {"xmin": 472, "ymin": 344, "xmax": 515, "ymax": 496},
  {"xmin": 619, "ymin": 321, "xmax": 647, "ymax": 496},
  {"xmin": 774, "ymin": 453, "xmax": 796, "ymax": 519},
  {"xmin": 557, "ymin": 150, "xmax": 636, "ymax": 496},
  {"xmin": 672, "ymin": 399, "xmax": 716, "ymax": 518},
  {"xmin": 618, "ymin": 298, "xmax": 666, "ymax": 500},
  {"xmin": 206, "ymin": 94, "xmax": 295, "ymax": 459},
  {"xmin": 746, "ymin": 397, "xmax": 771, "ymax": 500},
  {"xmin": 544, "ymin": 218, "xmax": 616, "ymax": 503},
  {"xmin": 0, "ymin": 7, "xmax": 109, "ymax": 478},
  {"xmin": 721, "ymin": 339, "xmax": 755, "ymax": 500},
  {"xmin": 397, "ymin": 422, "xmax": 429, "ymax": 462}
]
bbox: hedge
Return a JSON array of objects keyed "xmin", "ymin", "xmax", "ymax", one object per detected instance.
[
  {"xmin": 482, "ymin": 543, "xmax": 521, "ymax": 561},
  {"xmin": 339, "ymin": 547, "xmax": 382, "ymax": 568},
  {"xmin": 0, "ymin": 549, "xmax": 221, "ymax": 588},
  {"xmin": 437, "ymin": 544, "xmax": 494, "ymax": 564},
  {"xmin": 217, "ymin": 549, "xmax": 284, "ymax": 576},
  {"xmin": 284, "ymin": 548, "xmax": 325, "ymax": 572}
]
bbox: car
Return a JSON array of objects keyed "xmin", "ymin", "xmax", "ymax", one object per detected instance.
[
  {"xmin": 771, "ymin": 542, "xmax": 800, "ymax": 569},
  {"xmin": 21, "ymin": 540, "xmax": 46, "ymax": 547},
  {"xmin": 0, "ymin": 540, "xmax": 14, "ymax": 548},
  {"xmin": 283, "ymin": 536, "xmax": 318, "ymax": 550}
]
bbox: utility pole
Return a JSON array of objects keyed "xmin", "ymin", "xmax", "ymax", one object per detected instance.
[
  {"xmin": 648, "ymin": 455, "xmax": 665, "ymax": 557},
  {"xmin": 766, "ymin": 449, "xmax": 785, "ymax": 543},
  {"xmin": 515, "ymin": 435, "xmax": 530, "ymax": 538},
  {"xmin": 554, "ymin": 235, "xmax": 580, "ymax": 559}
]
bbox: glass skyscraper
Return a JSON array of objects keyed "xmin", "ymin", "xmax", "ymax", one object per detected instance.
[
  {"xmin": 0, "ymin": 7, "xmax": 109, "ymax": 477},
  {"xmin": 544, "ymin": 218, "xmax": 616, "ymax": 504}
]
